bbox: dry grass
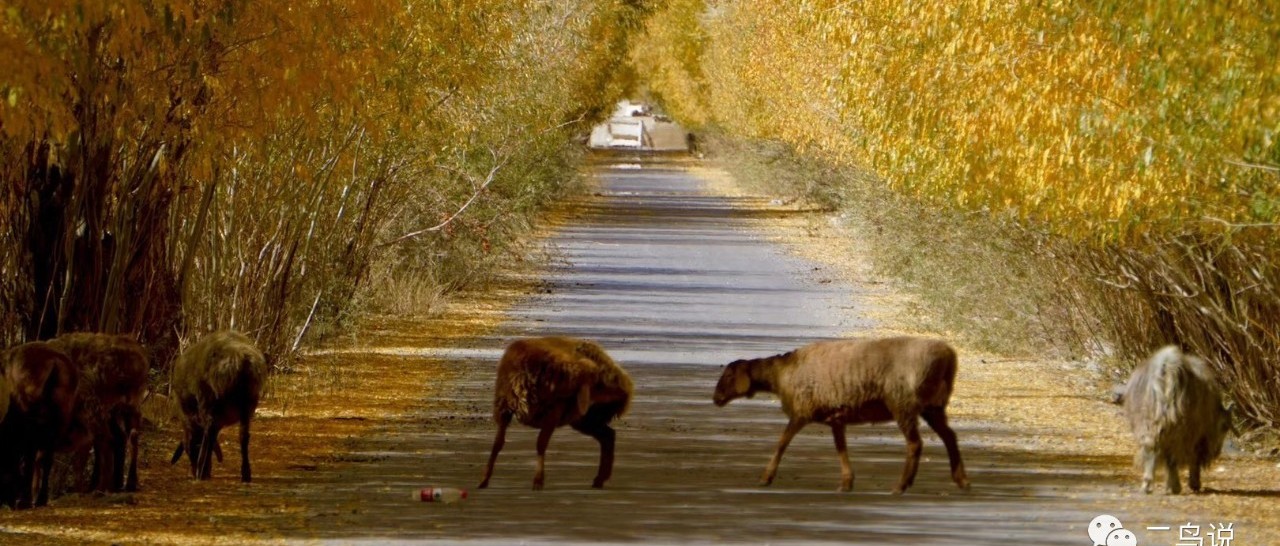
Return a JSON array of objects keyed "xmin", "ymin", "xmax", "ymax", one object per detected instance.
[
  {"xmin": 694, "ymin": 159, "xmax": 1280, "ymax": 544},
  {"xmin": 699, "ymin": 137, "xmax": 1082, "ymax": 358},
  {"xmin": 0, "ymin": 261, "xmax": 538, "ymax": 545},
  {"xmin": 637, "ymin": 0, "xmax": 1280, "ymax": 433}
]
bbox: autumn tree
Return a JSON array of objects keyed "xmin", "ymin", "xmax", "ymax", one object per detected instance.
[
  {"xmin": 633, "ymin": 0, "xmax": 1280, "ymax": 428},
  {"xmin": 1, "ymin": 0, "xmax": 650, "ymax": 368}
]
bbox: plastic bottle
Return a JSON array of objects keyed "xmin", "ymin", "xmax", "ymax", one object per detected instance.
[{"xmin": 417, "ymin": 487, "xmax": 468, "ymax": 503}]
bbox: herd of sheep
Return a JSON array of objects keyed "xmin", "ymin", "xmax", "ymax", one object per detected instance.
[
  {"xmin": 0, "ymin": 330, "xmax": 263, "ymax": 509},
  {"xmin": 0, "ymin": 328, "xmax": 1235, "ymax": 510},
  {"xmin": 479, "ymin": 335, "xmax": 1233, "ymax": 498}
]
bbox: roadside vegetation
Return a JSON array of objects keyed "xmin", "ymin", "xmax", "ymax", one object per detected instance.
[
  {"xmin": 0, "ymin": 0, "xmax": 650, "ymax": 372},
  {"xmin": 631, "ymin": 0, "xmax": 1280, "ymax": 440}
]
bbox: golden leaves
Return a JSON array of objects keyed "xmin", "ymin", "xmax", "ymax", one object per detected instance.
[{"xmin": 639, "ymin": 0, "xmax": 1280, "ymax": 244}]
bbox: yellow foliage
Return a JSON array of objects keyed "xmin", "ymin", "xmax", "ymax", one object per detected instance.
[
  {"xmin": 0, "ymin": 0, "xmax": 647, "ymax": 346},
  {"xmin": 638, "ymin": 0, "xmax": 1280, "ymax": 243}
]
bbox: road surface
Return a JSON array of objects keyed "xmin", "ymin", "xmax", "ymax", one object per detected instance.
[{"xmin": 290, "ymin": 152, "xmax": 1183, "ymax": 545}]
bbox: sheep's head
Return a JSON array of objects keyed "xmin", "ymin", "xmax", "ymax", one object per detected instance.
[
  {"xmin": 713, "ymin": 360, "xmax": 753, "ymax": 407},
  {"xmin": 1217, "ymin": 400, "xmax": 1236, "ymax": 438}
]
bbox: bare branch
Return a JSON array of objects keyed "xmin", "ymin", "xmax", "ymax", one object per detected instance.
[
  {"xmin": 1224, "ymin": 158, "xmax": 1280, "ymax": 172},
  {"xmin": 292, "ymin": 290, "xmax": 323, "ymax": 352},
  {"xmin": 1201, "ymin": 216, "xmax": 1280, "ymax": 229},
  {"xmin": 378, "ymin": 155, "xmax": 509, "ymax": 247}
]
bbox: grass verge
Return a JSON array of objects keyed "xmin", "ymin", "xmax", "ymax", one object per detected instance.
[{"xmin": 691, "ymin": 137, "xmax": 1280, "ymax": 543}]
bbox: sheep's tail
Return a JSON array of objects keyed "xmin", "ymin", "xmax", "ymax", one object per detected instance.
[
  {"xmin": 497, "ymin": 369, "xmax": 533, "ymax": 421},
  {"xmin": 1147, "ymin": 345, "xmax": 1186, "ymax": 435},
  {"xmin": 206, "ymin": 345, "xmax": 266, "ymax": 405}
]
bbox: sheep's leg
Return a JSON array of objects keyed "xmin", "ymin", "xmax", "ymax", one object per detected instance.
[
  {"xmin": 762, "ymin": 418, "xmax": 806, "ymax": 486},
  {"xmin": 922, "ymin": 407, "xmax": 969, "ymax": 490},
  {"xmin": 89, "ymin": 439, "xmax": 102, "ymax": 492},
  {"xmin": 196, "ymin": 424, "xmax": 220, "ymax": 480},
  {"xmin": 110, "ymin": 419, "xmax": 128, "ymax": 491},
  {"xmin": 125, "ymin": 427, "xmax": 140, "ymax": 492},
  {"xmin": 1164, "ymin": 455, "xmax": 1181, "ymax": 495},
  {"xmin": 185, "ymin": 425, "xmax": 203, "ymax": 477},
  {"xmin": 1139, "ymin": 446, "xmax": 1156, "ymax": 494},
  {"xmin": 34, "ymin": 448, "xmax": 54, "ymax": 507},
  {"xmin": 572, "ymin": 419, "xmax": 617, "ymax": 489},
  {"xmin": 239, "ymin": 416, "xmax": 252, "ymax": 483},
  {"xmin": 894, "ymin": 416, "xmax": 923, "ymax": 495},
  {"xmin": 479, "ymin": 412, "xmax": 512, "ymax": 489},
  {"xmin": 533, "ymin": 425, "xmax": 556, "ymax": 490},
  {"xmin": 71, "ymin": 446, "xmax": 92, "ymax": 492},
  {"xmin": 831, "ymin": 424, "xmax": 854, "ymax": 492},
  {"xmin": 16, "ymin": 448, "xmax": 36, "ymax": 509},
  {"xmin": 1188, "ymin": 462, "xmax": 1202, "ymax": 493},
  {"xmin": 94, "ymin": 434, "xmax": 116, "ymax": 492},
  {"xmin": 0, "ymin": 461, "xmax": 14, "ymax": 508}
]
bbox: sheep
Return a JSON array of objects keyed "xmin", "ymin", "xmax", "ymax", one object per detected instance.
[
  {"xmin": 0, "ymin": 342, "xmax": 79, "ymax": 508},
  {"xmin": 169, "ymin": 330, "xmax": 266, "ymax": 482},
  {"xmin": 0, "ymin": 371, "xmax": 9, "ymax": 429},
  {"xmin": 48, "ymin": 332, "xmax": 149, "ymax": 493},
  {"xmin": 479, "ymin": 336, "xmax": 633, "ymax": 490},
  {"xmin": 713, "ymin": 336, "xmax": 970, "ymax": 494},
  {"xmin": 1117, "ymin": 345, "xmax": 1233, "ymax": 494}
]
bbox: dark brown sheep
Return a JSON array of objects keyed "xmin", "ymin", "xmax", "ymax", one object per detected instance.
[
  {"xmin": 0, "ymin": 372, "xmax": 10, "ymax": 429},
  {"xmin": 713, "ymin": 336, "xmax": 969, "ymax": 494},
  {"xmin": 0, "ymin": 342, "xmax": 79, "ymax": 508},
  {"xmin": 479, "ymin": 336, "xmax": 633, "ymax": 490},
  {"xmin": 1118, "ymin": 345, "xmax": 1233, "ymax": 494},
  {"xmin": 48, "ymin": 333, "xmax": 149, "ymax": 493},
  {"xmin": 170, "ymin": 330, "xmax": 266, "ymax": 482}
]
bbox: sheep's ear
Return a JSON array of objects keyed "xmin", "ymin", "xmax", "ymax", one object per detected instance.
[
  {"xmin": 576, "ymin": 384, "xmax": 592, "ymax": 416},
  {"xmin": 734, "ymin": 370, "xmax": 750, "ymax": 396},
  {"xmin": 1223, "ymin": 401, "xmax": 1238, "ymax": 436},
  {"xmin": 1110, "ymin": 385, "xmax": 1126, "ymax": 405}
]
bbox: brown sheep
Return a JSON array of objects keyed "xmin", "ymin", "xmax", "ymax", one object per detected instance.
[
  {"xmin": 0, "ymin": 371, "xmax": 10, "ymax": 428},
  {"xmin": 0, "ymin": 342, "xmax": 79, "ymax": 508},
  {"xmin": 48, "ymin": 333, "xmax": 149, "ymax": 493},
  {"xmin": 713, "ymin": 336, "xmax": 970, "ymax": 494},
  {"xmin": 1118, "ymin": 345, "xmax": 1233, "ymax": 494},
  {"xmin": 170, "ymin": 330, "xmax": 266, "ymax": 482},
  {"xmin": 479, "ymin": 336, "xmax": 633, "ymax": 490}
]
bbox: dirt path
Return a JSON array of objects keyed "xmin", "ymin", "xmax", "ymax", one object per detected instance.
[{"xmin": 3, "ymin": 153, "xmax": 1275, "ymax": 545}]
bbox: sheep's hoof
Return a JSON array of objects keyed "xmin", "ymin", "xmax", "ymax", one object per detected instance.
[
  {"xmin": 591, "ymin": 479, "xmax": 606, "ymax": 489},
  {"xmin": 1141, "ymin": 481, "xmax": 1153, "ymax": 494},
  {"xmin": 891, "ymin": 487, "xmax": 906, "ymax": 496},
  {"xmin": 837, "ymin": 484, "xmax": 852, "ymax": 493},
  {"xmin": 758, "ymin": 480, "xmax": 773, "ymax": 487},
  {"xmin": 477, "ymin": 480, "xmax": 490, "ymax": 490},
  {"xmin": 532, "ymin": 481, "xmax": 544, "ymax": 491},
  {"xmin": 956, "ymin": 479, "xmax": 971, "ymax": 491}
]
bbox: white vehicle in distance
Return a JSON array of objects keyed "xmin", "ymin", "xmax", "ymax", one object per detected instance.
[{"xmin": 607, "ymin": 118, "xmax": 648, "ymax": 149}]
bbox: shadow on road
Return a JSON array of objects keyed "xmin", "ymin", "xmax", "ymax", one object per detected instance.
[{"xmin": 283, "ymin": 153, "xmax": 1185, "ymax": 545}]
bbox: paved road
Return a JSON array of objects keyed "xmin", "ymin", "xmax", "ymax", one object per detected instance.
[{"xmin": 297, "ymin": 153, "xmax": 1172, "ymax": 545}]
